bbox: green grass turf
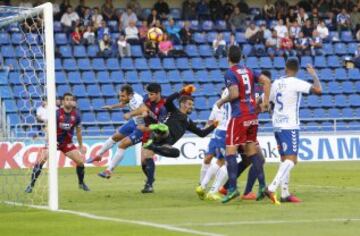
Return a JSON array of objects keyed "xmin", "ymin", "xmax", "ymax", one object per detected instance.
[{"xmin": 1, "ymin": 162, "xmax": 360, "ymax": 236}]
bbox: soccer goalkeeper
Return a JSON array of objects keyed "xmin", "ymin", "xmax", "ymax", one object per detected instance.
[{"xmin": 143, "ymin": 85, "xmax": 218, "ymax": 157}]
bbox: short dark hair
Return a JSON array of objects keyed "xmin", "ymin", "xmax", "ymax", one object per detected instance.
[
  {"xmin": 179, "ymin": 95, "xmax": 194, "ymax": 105},
  {"xmin": 261, "ymin": 70, "xmax": 272, "ymax": 79},
  {"xmin": 228, "ymin": 45, "xmax": 242, "ymax": 64},
  {"xmin": 286, "ymin": 58, "xmax": 299, "ymax": 72},
  {"xmin": 120, "ymin": 84, "xmax": 134, "ymax": 95},
  {"xmin": 146, "ymin": 83, "xmax": 161, "ymax": 93},
  {"xmin": 62, "ymin": 92, "xmax": 73, "ymax": 100}
]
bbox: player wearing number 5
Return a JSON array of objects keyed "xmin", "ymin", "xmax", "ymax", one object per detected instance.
[
  {"xmin": 260, "ymin": 59, "xmax": 322, "ymax": 204},
  {"xmin": 216, "ymin": 46, "xmax": 271, "ymax": 203}
]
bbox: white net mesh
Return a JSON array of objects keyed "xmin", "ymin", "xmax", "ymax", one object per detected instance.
[{"xmin": 0, "ymin": 6, "xmax": 49, "ymax": 207}]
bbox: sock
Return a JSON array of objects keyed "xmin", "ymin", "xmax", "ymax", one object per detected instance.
[
  {"xmin": 250, "ymin": 154, "xmax": 266, "ymax": 188},
  {"xmin": 268, "ymin": 159, "xmax": 295, "ymax": 193},
  {"xmin": 199, "ymin": 162, "xmax": 210, "ymax": 183},
  {"xmin": 141, "ymin": 162, "xmax": 148, "ymax": 177},
  {"xmin": 244, "ymin": 165, "xmax": 257, "ymax": 195},
  {"xmin": 108, "ymin": 147, "xmax": 125, "ymax": 171},
  {"xmin": 76, "ymin": 165, "xmax": 85, "ymax": 184},
  {"xmin": 281, "ymin": 172, "xmax": 290, "ymax": 198},
  {"xmin": 200, "ymin": 163, "xmax": 220, "ymax": 188},
  {"xmin": 30, "ymin": 163, "xmax": 43, "ymax": 187},
  {"xmin": 236, "ymin": 159, "xmax": 249, "ymax": 178},
  {"xmin": 209, "ymin": 165, "xmax": 228, "ymax": 194},
  {"xmin": 145, "ymin": 158, "xmax": 155, "ymax": 186},
  {"xmin": 98, "ymin": 137, "xmax": 116, "ymax": 156},
  {"xmin": 225, "ymin": 155, "xmax": 238, "ymax": 191}
]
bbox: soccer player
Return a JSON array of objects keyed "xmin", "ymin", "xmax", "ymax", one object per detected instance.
[
  {"xmin": 216, "ymin": 45, "xmax": 271, "ymax": 203},
  {"xmin": 25, "ymin": 93, "xmax": 90, "ymax": 193},
  {"xmin": 94, "ymin": 85, "xmax": 145, "ymax": 179},
  {"xmin": 197, "ymin": 88, "xmax": 231, "ymax": 201},
  {"xmin": 261, "ymin": 60, "xmax": 322, "ymax": 204},
  {"xmin": 143, "ymin": 85, "xmax": 218, "ymax": 158}
]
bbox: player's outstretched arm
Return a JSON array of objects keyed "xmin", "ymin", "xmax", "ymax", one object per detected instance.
[
  {"xmin": 102, "ymin": 102, "xmax": 126, "ymax": 110},
  {"xmin": 258, "ymin": 74, "xmax": 271, "ymax": 112},
  {"xmin": 124, "ymin": 104, "xmax": 148, "ymax": 120},
  {"xmin": 216, "ymin": 85, "xmax": 238, "ymax": 108},
  {"xmin": 306, "ymin": 64, "xmax": 322, "ymax": 95},
  {"xmin": 187, "ymin": 119, "xmax": 217, "ymax": 137}
]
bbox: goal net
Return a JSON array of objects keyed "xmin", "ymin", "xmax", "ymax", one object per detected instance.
[{"xmin": 0, "ymin": 3, "xmax": 57, "ymax": 210}]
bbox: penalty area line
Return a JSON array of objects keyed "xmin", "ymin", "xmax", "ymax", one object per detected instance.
[{"xmin": 3, "ymin": 201, "xmax": 223, "ymax": 236}]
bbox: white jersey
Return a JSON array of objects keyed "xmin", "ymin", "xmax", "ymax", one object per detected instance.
[
  {"xmin": 208, "ymin": 102, "xmax": 231, "ymax": 132},
  {"xmin": 270, "ymin": 76, "xmax": 312, "ymax": 129},
  {"xmin": 128, "ymin": 93, "xmax": 144, "ymax": 125}
]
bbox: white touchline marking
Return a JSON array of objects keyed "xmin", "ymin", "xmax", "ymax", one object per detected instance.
[
  {"xmin": 3, "ymin": 201, "xmax": 224, "ymax": 236},
  {"xmin": 175, "ymin": 218, "xmax": 360, "ymax": 227}
]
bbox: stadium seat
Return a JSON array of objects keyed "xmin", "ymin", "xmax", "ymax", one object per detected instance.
[
  {"xmin": 202, "ymin": 21, "xmax": 213, "ymax": 31},
  {"xmin": 334, "ymin": 68, "xmax": 347, "ymax": 81},
  {"xmin": 67, "ymin": 71, "xmax": 82, "ymax": 84},
  {"xmin": 107, "ymin": 20, "xmax": 119, "ymax": 32},
  {"xmin": 82, "ymin": 112, "xmax": 96, "ymax": 122},
  {"xmin": 163, "ymin": 58, "xmax": 176, "ymax": 70},
  {"xmin": 72, "ymin": 85, "xmax": 87, "ymax": 97},
  {"xmin": 342, "ymin": 108, "xmax": 354, "ymax": 117},
  {"xmin": 111, "ymin": 111, "xmax": 123, "ymax": 122},
  {"xmin": 327, "ymin": 56, "xmax": 340, "ymax": 68},
  {"xmin": 57, "ymin": 84, "xmax": 71, "ymax": 95},
  {"xmin": 87, "ymin": 84, "xmax": 102, "ymax": 97},
  {"xmin": 167, "ymin": 70, "xmax": 181, "ymax": 83},
  {"xmin": 342, "ymin": 81, "xmax": 354, "ymax": 94},
  {"xmin": 348, "ymin": 68, "xmax": 360, "ymax": 81},
  {"xmin": 300, "ymin": 109, "xmax": 312, "ymax": 118},
  {"xmin": 97, "ymin": 111, "xmax": 111, "ymax": 122},
  {"xmin": 195, "ymin": 70, "xmax": 208, "ymax": 83},
  {"xmin": 341, "ymin": 31, "xmax": 353, "ymax": 42},
  {"xmin": 131, "ymin": 45, "xmax": 143, "ymax": 57},
  {"xmin": 1, "ymin": 45, "xmax": 15, "ymax": 57},
  {"xmin": 55, "ymin": 71, "xmax": 67, "ymax": 84},
  {"xmin": 139, "ymin": 71, "xmax": 153, "ymax": 83},
  {"xmin": 59, "ymin": 45, "xmax": 73, "ymax": 58},
  {"xmin": 0, "ymin": 32, "xmax": 10, "ymax": 44},
  {"xmin": 259, "ymin": 57, "xmax": 272, "ymax": 68},
  {"xmin": 194, "ymin": 32, "xmax": 206, "ymax": 44},
  {"xmin": 63, "ymin": 58, "xmax": 77, "ymax": 71},
  {"xmin": 314, "ymin": 56, "xmax": 326, "ymax": 68},
  {"xmin": 204, "ymin": 58, "xmax": 218, "ymax": 69},
  {"xmin": 106, "ymin": 58, "xmax": 120, "ymax": 70},
  {"xmin": 190, "ymin": 20, "xmax": 199, "ymax": 31},
  {"xmin": 148, "ymin": 58, "xmax": 162, "ymax": 70},
  {"xmin": 300, "ymin": 56, "xmax": 313, "ymax": 68},
  {"xmin": 185, "ymin": 45, "xmax": 199, "ymax": 57},
  {"xmin": 216, "ymin": 20, "xmax": 227, "ymax": 31},
  {"xmin": 349, "ymin": 94, "xmax": 360, "ymax": 107},
  {"xmin": 246, "ymin": 57, "xmax": 259, "ymax": 69},
  {"xmin": 319, "ymin": 68, "xmax": 334, "ymax": 82},
  {"xmin": 242, "ymin": 44, "xmax": 252, "ymax": 57},
  {"xmin": 191, "ymin": 58, "xmax": 205, "ymax": 70},
  {"xmin": 101, "ymin": 84, "xmax": 115, "ymax": 97},
  {"xmin": 125, "ymin": 71, "xmax": 139, "ymax": 83},
  {"xmin": 235, "ymin": 32, "xmax": 246, "ymax": 43},
  {"xmin": 307, "ymin": 95, "xmax": 321, "ymax": 108},
  {"xmin": 334, "ymin": 95, "xmax": 348, "ymax": 107},
  {"xmin": 199, "ymin": 45, "xmax": 213, "ymax": 57},
  {"xmin": 182, "ymin": 70, "xmax": 195, "ymax": 83},
  {"xmin": 313, "ymin": 108, "xmax": 328, "ymax": 118},
  {"xmin": 195, "ymin": 97, "xmax": 208, "ymax": 110},
  {"xmin": 135, "ymin": 58, "xmax": 148, "ymax": 70},
  {"xmin": 170, "ymin": 8, "xmax": 181, "ymax": 19},
  {"xmin": 328, "ymin": 81, "xmax": 342, "ymax": 94},
  {"xmin": 347, "ymin": 42, "xmax": 357, "ymax": 54},
  {"xmin": 92, "ymin": 98, "xmax": 106, "ymax": 110},
  {"xmin": 152, "ymin": 70, "xmax": 167, "ymax": 83},
  {"xmin": 87, "ymin": 45, "xmax": 99, "ymax": 57},
  {"xmin": 322, "ymin": 43, "xmax": 334, "ymax": 55},
  {"xmin": 55, "ymin": 33, "xmax": 68, "ymax": 45},
  {"xmin": 73, "ymin": 45, "xmax": 87, "ymax": 57},
  {"xmin": 209, "ymin": 70, "xmax": 223, "ymax": 82},
  {"xmin": 176, "ymin": 58, "xmax": 190, "ymax": 70},
  {"xmin": 4, "ymin": 100, "xmax": 17, "ymax": 112},
  {"xmin": 78, "ymin": 58, "xmax": 92, "ymax": 70},
  {"xmin": 273, "ymin": 57, "xmax": 285, "ymax": 69},
  {"xmin": 120, "ymin": 58, "xmax": 134, "ymax": 70},
  {"xmin": 97, "ymin": 71, "xmax": 112, "ymax": 84}
]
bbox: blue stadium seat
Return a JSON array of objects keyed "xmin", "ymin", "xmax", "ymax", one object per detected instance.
[
  {"xmin": 194, "ymin": 32, "xmax": 206, "ymax": 44},
  {"xmin": 9, "ymin": 72, "xmax": 20, "ymax": 85},
  {"xmin": 246, "ymin": 57, "xmax": 259, "ymax": 69},
  {"xmin": 78, "ymin": 58, "xmax": 92, "ymax": 70},
  {"xmin": 259, "ymin": 57, "xmax": 272, "ymax": 68},
  {"xmin": 11, "ymin": 33, "xmax": 23, "ymax": 45},
  {"xmin": 82, "ymin": 71, "xmax": 96, "ymax": 84},
  {"xmin": 63, "ymin": 58, "xmax": 77, "ymax": 71},
  {"xmin": 182, "ymin": 70, "xmax": 195, "ymax": 83},
  {"xmin": 204, "ymin": 58, "xmax": 218, "ymax": 69},
  {"xmin": 216, "ymin": 20, "xmax": 227, "ymax": 31},
  {"xmin": 320, "ymin": 95, "xmax": 333, "ymax": 108},
  {"xmin": 347, "ymin": 42, "xmax": 357, "ymax": 54},
  {"xmin": 55, "ymin": 33, "xmax": 68, "ymax": 45},
  {"xmin": 0, "ymin": 32, "xmax": 10, "ymax": 44},
  {"xmin": 125, "ymin": 71, "xmax": 139, "ymax": 83},
  {"xmin": 92, "ymin": 98, "xmax": 106, "ymax": 110},
  {"xmin": 235, "ymin": 32, "xmax": 246, "ymax": 43},
  {"xmin": 97, "ymin": 71, "xmax": 112, "ymax": 84},
  {"xmin": 107, "ymin": 20, "xmax": 119, "ymax": 32},
  {"xmin": 300, "ymin": 108, "xmax": 312, "ymax": 118},
  {"xmin": 120, "ymin": 58, "xmax": 134, "ymax": 70},
  {"xmin": 355, "ymin": 81, "xmax": 360, "ymax": 91},
  {"xmin": 202, "ymin": 21, "xmax": 213, "ymax": 31},
  {"xmin": 161, "ymin": 84, "xmax": 172, "ymax": 95},
  {"xmin": 168, "ymin": 70, "xmax": 181, "ymax": 83},
  {"xmin": 4, "ymin": 100, "xmax": 17, "ymax": 112},
  {"xmin": 313, "ymin": 108, "xmax": 328, "ymax": 118},
  {"xmin": 67, "ymin": 71, "xmax": 82, "ymax": 84},
  {"xmin": 195, "ymin": 97, "xmax": 208, "ymax": 110},
  {"xmin": 73, "ymin": 45, "xmax": 87, "ymax": 57},
  {"xmin": 176, "ymin": 58, "xmax": 190, "ymax": 70},
  {"xmin": 92, "ymin": 58, "xmax": 106, "ymax": 71},
  {"xmin": 111, "ymin": 71, "xmax": 124, "ymax": 84},
  {"xmin": 273, "ymin": 57, "xmax": 285, "ymax": 69},
  {"xmin": 0, "ymin": 71, "xmax": 8, "ymax": 85},
  {"xmin": 348, "ymin": 68, "xmax": 360, "ymax": 81},
  {"xmin": 198, "ymin": 110, "xmax": 209, "ymax": 120},
  {"xmin": 1, "ymin": 45, "xmax": 15, "ymax": 57},
  {"xmin": 327, "ymin": 56, "xmax": 340, "ymax": 68},
  {"xmin": 25, "ymin": 33, "xmax": 38, "ymax": 45},
  {"xmin": 195, "ymin": 70, "xmax": 209, "ymax": 83},
  {"xmin": 97, "ymin": 111, "xmax": 111, "ymax": 122},
  {"xmin": 300, "ymin": 56, "xmax": 312, "ymax": 68},
  {"xmin": 341, "ymin": 31, "xmax": 353, "ymax": 42},
  {"xmin": 349, "ymin": 94, "xmax": 360, "ymax": 107},
  {"xmin": 342, "ymin": 108, "xmax": 354, "ymax": 117},
  {"xmin": 192, "ymin": 58, "xmax": 205, "ymax": 70},
  {"xmin": 101, "ymin": 84, "xmax": 116, "ymax": 97},
  {"xmin": 106, "ymin": 58, "xmax": 120, "ymax": 70},
  {"xmin": 148, "ymin": 58, "xmax": 162, "ymax": 70},
  {"xmin": 206, "ymin": 32, "xmax": 217, "ymax": 43},
  {"xmin": 342, "ymin": 81, "xmax": 354, "ymax": 94},
  {"xmin": 328, "ymin": 81, "xmax": 342, "ymax": 94},
  {"xmin": 334, "ymin": 43, "xmax": 347, "ymax": 55},
  {"xmin": 131, "ymin": 45, "xmax": 143, "ymax": 57},
  {"xmin": 334, "ymin": 68, "xmax": 347, "ymax": 81},
  {"xmin": 111, "ymin": 111, "xmax": 123, "ymax": 122},
  {"xmin": 57, "ymin": 84, "xmax": 71, "ymax": 95},
  {"xmin": 242, "ymin": 44, "xmax": 252, "ymax": 57},
  {"xmin": 209, "ymin": 70, "xmax": 223, "ymax": 82},
  {"xmin": 199, "ymin": 45, "xmax": 213, "ymax": 57},
  {"xmin": 72, "ymin": 85, "xmax": 87, "ymax": 97},
  {"xmin": 135, "ymin": 58, "xmax": 148, "ymax": 70},
  {"xmin": 218, "ymin": 57, "xmax": 228, "ymax": 69},
  {"xmin": 163, "ymin": 58, "xmax": 176, "ymax": 70},
  {"xmin": 185, "ymin": 45, "xmax": 199, "ymax": 57},
  {"xmin": 87, "ymin": 45, "xmax": 99, "ymax": 57},
  {"xmin": 322, "ymin": 43, "xmax": 334, "ymax": 55},
  {"xmin": 152, "ymin": 71, "xmax": 167, "ymax": 83},
  {"xmin": 334, "ymin": 95, "xmax": 348, "ymax": 107},
  {"xmin": 190, "ymin": 20, "xmax": 199, "ymax": 31},
  {"xmin": 87, "ymin": 84, "xmax": 102, "ymax": 97},
  {"xmin": 319, "ymin": 68, "xmax": 334, "ymax": 82},
  {"xmin": 82, "ymin": 112, "xmax": 96, "ymax": 122},
  {"xmin": 139, "ymin": 71, "xmax": 153, "ymax": 83},
  {"xmin": 307, "ymin": 95, "xmax": 320, "ymax": 108},
  {"xmin": 55, "ymin": 71, "xmax": 67, "ymax": 84},
  {"xmin": 314, "ymin": 56, "xmax": 326, "ymax": 68}
]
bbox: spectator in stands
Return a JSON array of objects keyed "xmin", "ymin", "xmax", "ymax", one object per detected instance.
[
  {"xmin": 82, "ymin": 7, "xmax": 92, "ymax": 27},
  {"xmin": 245, "ymin": 22, "xmax": 260, "ymax": 44},
  {"xmin": 229, "ymin": 6, "xmax": 246, "ymax": 32},
  {"xmin": 75, "ymin": 0, "xmax": 87, "ymax": 18},
  {"xmin": 182, "ymin": 0, "xmax": 197, "ymax": 20},
  {"xmin": 138, "ymin": 20, "xmax": 149, "ymax": 42},
  {"xmin": 262, "ymin": 23, "xmax": 272, "ymax": 40},
  {"xmin": 274, "ymin": 19, "xmax": 288, "ymax": 38},
  {"xmin": 296, "ymin": 7, "xmax": 308, "ymax": 26},
  {"xmin": 275, "ymin": 0, "xmax": 289, "ymax": 17},
  {"xmin": 98, "ymin": 34, "xmax": 112, "ymax": 58},
  {"xmin": 83, "ymin": 25, "xmax": 95, "ymax": 45},
  {"xmin": 144, "ymin": 40, "xmax": 157, "ymax": 57},
  {"xmin": 223, "ymin": 0, "xmax": 235, "ymax": 21},
  {"xmin": 53, "ymin": 2, "xmax": 62, "ymax": 21},
  {"xmin": 101, "ymin": 0, "xmax": 115, "ymax": 21},
  {"xmin": 118, "ymin": 34, "xmax": 131, "ymax": 57},
  {"xmin": 317, "ymin": 0, "xmax": 331, "ymax": 14},
  {"xmin": 337, "ymin": 8, "xmax": 351, "ymax": 33},
  {"xmin": 286, "ymin": 8, "xmax": 297, "ymax": 26},
  {"xmin": 166, "ymin": 18, "xmax": 181, "ymax": 44},
  {"xmin": 228, "ymin": 33, "xmax": 238, "ymax": 46},
  {"xmin": 36, "ymin": 100, "xmax": 48, "ymax": 123},
  {"xmin": 71, "ymin": 26, "xmax": 82, "ymax": 44},
  {"xmin": 60, "ymin": 0, "xmax": 71, "ymax": 16},
  {"xmin": 97, "ymin": 20, "xmax": 110, "ymax": 40},
  {"xmin": 209, "ymin": 0, "xmax": 224, "ymax": 22},
  {"xmin": 297, "ymin": 0, "xmax": 312, "ymax": 12},
  {"xmin": 61, "ymin": 6, "xmax": 79, "ymax": 33},
  {"xmin": 196, "ymin": 0, "xmax": 210, "ymax": 21},
  {"xmin": 127, "ymin": 0, "xmax": 142, "ymax": 20},
  {"xmin": 121, "ymin": 7, "xmax": 138, "ymax": 30},
  {"xmin": 310, "ymin": 30, "xmax": 324, "ymax": 56},
  {"xmin": 92, "ymin": 7, "xmax": 103, "ymax": 29},
  {"xmin": 212, "ymin": 32, "xmax": 227, "ymax": 58},
  {"xmin": 263, "ymin": 0, "xmax": 276, "ymax": 20},
  {"xmin": 180, "ymin": 21, "xmax": 194, "ymax": 45},
  {"xmin": 302, "ymin": 19, "xmax": 314, "ymax": 38},
  {"xmin": 155, "ymin": 20, "xmax": 166, "ymax": 32},
  {"xmin": 350, "ymin": 6, "xmax": 360, "ymax": 33},
  {"xmin": 309, "ymin": 7, "xmax": 320, "ymax": 27},
  {"xmin": 147, "ymin": 8, "xmax": 160, "ymax": 27},
  {"xmin": 266, "ymin": 29, "xmax": 280, "ymax": 58},
  {"xmin": 317, "ymin": 20, "xmax": 329, "ymax": 40},
  {"xmin": 159, "ymin": 33, "xmax": 174, "ymax": 57},
  {"xmin": 294, "ymin": 31, "xmax": 310, "ymax": 56},
  {"xmin": 154, "ymin": 0, "xmax": 170, "ymax": 20},
  {"xmin": 279, "ymin": 32, "xmax": 295, "ymax": 57},
  {"xmin": 289, "ymin": 20, "xmax": 301, "ymax": 40},
  {"xmin": 236, "ymin": 0, "xmax": 249, "ymax": 14},
  {"xmin": 325, "ymin": 11, "xmax": 337, "ymax": 31},
  {"xmin": 125, "ymin": 20, "xmax": 140, "ymax": 44},
  {"xmin": 352, "ymin": 44, "xmax": 360, "ymax": 68}
]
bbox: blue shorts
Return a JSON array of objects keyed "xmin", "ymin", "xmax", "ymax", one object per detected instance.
[
  {"xmin": 206, "ymin": 130, "xmax": 226, "ymax": 159},
  {"xmin": 274, "ymin": 129, "xmax": 299, "ymax": 156},
  {"xmin": 118, "ymin": 120, "xmax": 143, "ymax": 145}
]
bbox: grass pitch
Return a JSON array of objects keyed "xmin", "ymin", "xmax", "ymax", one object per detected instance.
[{"xmin": 1, "ymin": 162, "xmax": 360, "ymax": 236}]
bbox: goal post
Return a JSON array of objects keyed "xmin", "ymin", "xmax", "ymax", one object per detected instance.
[{"xmin": 0, "ymin": 3, "xmax": 58, "ymax": 210}]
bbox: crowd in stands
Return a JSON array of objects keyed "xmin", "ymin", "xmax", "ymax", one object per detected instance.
[{"xmin": 8, "ymin": 0, "xmax": 360, "ymax": 60}]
